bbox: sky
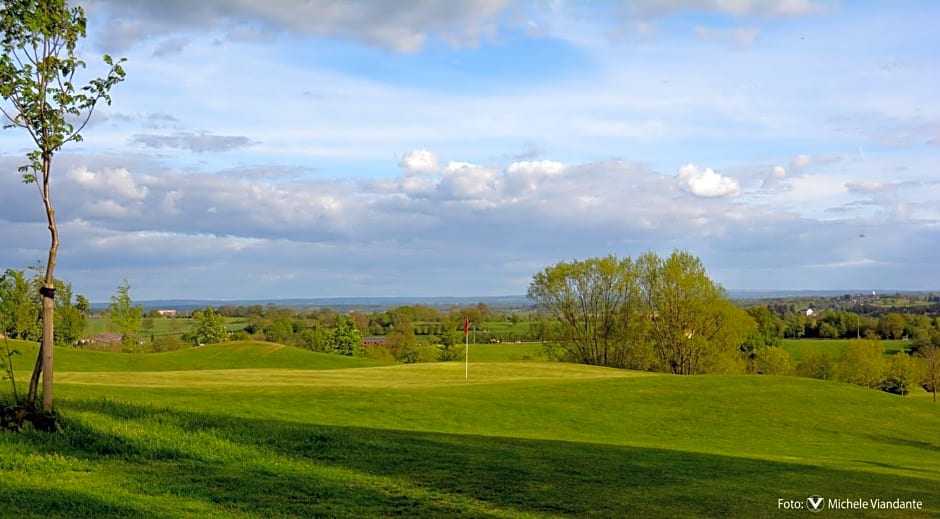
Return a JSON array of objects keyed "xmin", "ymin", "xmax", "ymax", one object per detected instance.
[{"xmin": 0, "ymin": 0, "xmax": 938, "ymax": 302}]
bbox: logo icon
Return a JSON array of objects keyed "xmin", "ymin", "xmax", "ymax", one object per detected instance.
[{"xmin": 807, "ymin": 496, "xmax": 825, "ymax": 513}]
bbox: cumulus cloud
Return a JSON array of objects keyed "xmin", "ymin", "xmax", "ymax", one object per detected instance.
[
  {"xmin": 69, "ymin": 166, "xmax": 149, "ymax": 200},
  {"xmin": 399, "ymin": 149, "xmax": 440, "ymax": 174},
  {"xmin": 130, "ymin": 132, "xmax": 254, "ymax": 152},
  {"xmin": 676, "ymin": 164, "xmax": 741, "ymax": 198},
  {"xmin": 3, "ymin": 150, "xmax": 938, "ymax": 300},
  {"xmin": 440, "ymin": 161, "xmax": 501, "ymax": 202},
  {"xmin": 504, "ymin": 160, "xmax": 564, "ymax": 195}
]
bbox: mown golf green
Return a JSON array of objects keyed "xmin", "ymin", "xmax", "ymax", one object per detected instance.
[{"xmin": 1, "ymin": 341, "xmax": 938, "ymax": 517}]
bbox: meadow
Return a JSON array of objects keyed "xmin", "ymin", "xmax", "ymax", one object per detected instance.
[
  {"xmin": 782, "ymin": 338, "xmax": 910, "ymax": 362},
  {"xmin": 1, "ymin": 339, "xmax": 938, "ymax": 517}
]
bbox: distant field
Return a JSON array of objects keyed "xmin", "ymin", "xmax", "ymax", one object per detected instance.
[
  {"xmin": 466, "ymin": 342, "xmax": 544, "ymax": 362},
  {"xmin": 84, "ymin": 316, "xmax": 246, "ymax": 338},
  {"xmin": 782, "ymin": 338, "xmax": 911, "ymax": 362}
]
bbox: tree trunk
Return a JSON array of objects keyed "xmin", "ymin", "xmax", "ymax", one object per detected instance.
[{"xmin": 27, "ymin": 153, "xmax": 58, "ymax": 412}]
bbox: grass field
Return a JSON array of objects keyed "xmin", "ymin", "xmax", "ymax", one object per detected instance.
[
  {"xmin": 1, "ymin": 340, "xmax": 938, "ymax": 517},
  {"xmin": 85, "ymin": 316, "xmax": 246, "ymax": 338},
  {"xmin": 782, "ymin": 338, "xmax": 910, "ymax": 362},
  {"xmin": 467, "ymin": 342, "xmax": 545, "ymax": 362}
]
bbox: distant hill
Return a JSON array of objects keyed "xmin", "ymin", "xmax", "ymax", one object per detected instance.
[
  {"xmin": 88, "ymin": 290, "xmax": 938, "ymax": 312},
  {"xmin": 727, "ymin": 288, "xmax": 936, "ymax": 300},
  {"xmin": 91, "ymin": 295, "xmax": 533, "ymax": 313}
]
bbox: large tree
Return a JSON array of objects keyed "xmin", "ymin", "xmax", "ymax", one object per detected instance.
[
  {"xmin": 0, "ymin": 0, "xmax": 125, "ymax": 411},
  {"xmin": 527, "ymin": 255, "xmax": 651, "ymax": 369},
  {"xmin": 637, "ymin": 251, "xmax": 754, "ymax": 374}
]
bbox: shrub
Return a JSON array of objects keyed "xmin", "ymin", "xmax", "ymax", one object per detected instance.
[
  {"xmin": 797, "ymin": 351, "xmax": 835, "ymax": 380},
  {"xmin": 754, "ymin": 347, "xmax": 793, "ymax": 375}
]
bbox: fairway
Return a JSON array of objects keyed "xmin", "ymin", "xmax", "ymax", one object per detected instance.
[
  {"xmin": 57, "ymin": 362, "xmax": 651, "ymax": 389},
  {"xmin": 1, "ymin": 343, "xmax": 939, "ymax": 517}
]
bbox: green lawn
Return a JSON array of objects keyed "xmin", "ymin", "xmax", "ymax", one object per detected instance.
[
  {"xmin": 3, "ymin": 340, "xmax": 386, "ymax": 373},
  {"xmin": 1, "ymin": 342, "xmax": 938, "ymax": 517},
  {"xmin": 467, "ymin": 342, "xmax": 545, "ymax": 362}
]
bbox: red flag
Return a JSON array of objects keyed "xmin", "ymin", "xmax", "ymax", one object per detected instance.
[{"xmin": 464, "ymin": 317, "xmax": 469, "ymax": 336}]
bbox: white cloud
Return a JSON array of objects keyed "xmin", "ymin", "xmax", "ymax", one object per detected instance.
[
  {"xmin": 676, "ymin": 164, "xmax": 741, "ymax": 198},
  {"xmin": 68, "ymin": 166, "xmax": 149, "ymax": 200},
  {"xmin": 440, "ymin": 161, "xmax": 500, "ymax": 202},
  {"xmin": 504, "ymin": 160, "xmax": 564, "ymax": 195},
  {"xmin": 399, "ymin": 149, "xmax": 440, "ymax": 174}
]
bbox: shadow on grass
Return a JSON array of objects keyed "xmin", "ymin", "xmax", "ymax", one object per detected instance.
[
  {"xmin": 0, "ymin": 484, "xmax": 161, "ymax": 519},
  {"xmin": 2, "ymin": 397, "xmax": 937, "ymax": 518}
]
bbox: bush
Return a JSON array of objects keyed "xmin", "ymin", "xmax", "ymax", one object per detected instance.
[
  {"xmin": 797, "ymin": 351, "xmax": 835, "ymax": 380},
  {"xmin": 754, "ymin": 347, "xmax": 793, "ymax": 375},
  {"xmin": 151, "ymin": 335, "xmax": 185, "ymax": 352}
]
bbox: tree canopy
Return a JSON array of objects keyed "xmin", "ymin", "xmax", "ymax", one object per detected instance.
[{"xmin": 528, "ymin": 251, "xmax": 755, "ymax": 374}]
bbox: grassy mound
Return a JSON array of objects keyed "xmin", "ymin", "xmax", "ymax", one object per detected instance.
[{"xmin": 3, "ymin": 340, "xmax": 387, "ymax": 373}]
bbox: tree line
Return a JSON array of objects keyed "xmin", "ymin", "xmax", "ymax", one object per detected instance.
[{"xmin": 527, "ymin": 251, "xmax": 940, "ymax": 400}]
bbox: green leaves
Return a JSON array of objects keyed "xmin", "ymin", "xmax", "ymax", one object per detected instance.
[
  {"xmin": 0, "ymin": 0, "xmax": 127, "ymax": 176},
  {"xmin": 530, "ymin": 251, "xmax": 754, "ymax": 373}
]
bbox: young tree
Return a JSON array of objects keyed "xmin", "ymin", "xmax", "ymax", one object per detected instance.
[
  {"xmin": 53, "ymin": 280, "xmax": 87, "ymax": 347},
  {"xmin": 916, "ymin": 344, "xmax": 939, "ymax": 403},
  {"xmin": 882, "ymin": 351, "xmax": 922, "ymax": 396},
  {"xmin": 331, "ymin": 316, "xmax": 362, "ymax": 356},
  {"xmin": 0, "ymin": 268, "xmax": 41, "ymax": 341},
  {"xmin": 190, "ymin": 307, "xmax": 229, "ymax": 345},
  {"xmin": 838, "ymin": 339, "xmax": 886, "ymax": 389},
  {"xmin": 109, "ymin": 280, "xmax": 142, "ymax": 351},
  {"xmin": 0, "ymin": 0, "xmax": 126, "ymax": 410}
]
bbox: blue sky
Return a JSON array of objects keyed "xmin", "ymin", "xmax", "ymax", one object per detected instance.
[{"xmin": 1, "ymin": 0, "xmax": 938, "ymax": 301}]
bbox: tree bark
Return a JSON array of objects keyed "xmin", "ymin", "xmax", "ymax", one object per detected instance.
[{"xmin": 27, "ymin": 153, "xmax": 58, "ymax": 412}]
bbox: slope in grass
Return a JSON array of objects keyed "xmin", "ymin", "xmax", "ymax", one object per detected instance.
[{"xmin": 1, "ymin": 372, "xmax": 936, "ymax": 518}]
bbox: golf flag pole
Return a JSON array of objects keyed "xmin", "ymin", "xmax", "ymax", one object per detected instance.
[{"xmin": 464, "ymin": 316, "xmax": 469, "ymax": 380}]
